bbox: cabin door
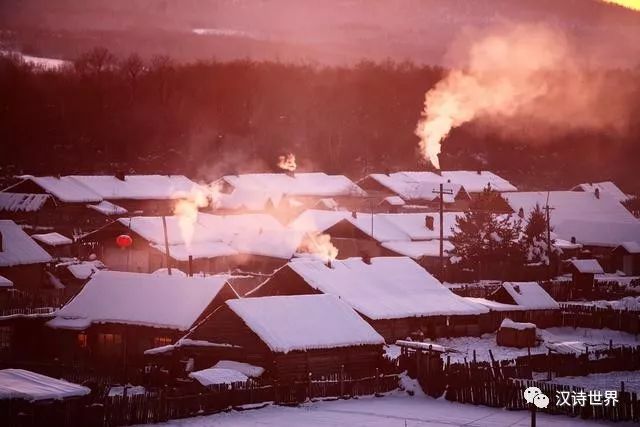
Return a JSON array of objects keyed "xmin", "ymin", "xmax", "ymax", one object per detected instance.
[{"xmin": 623, "ymin": 255, "xmax": 633, "ymax": 276}]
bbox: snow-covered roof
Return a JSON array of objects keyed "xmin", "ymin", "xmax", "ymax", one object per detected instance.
[
  {"xmin": 0, "ymin": 220, "xmax": 53, "ymax": 267},
  {"xmin": 366, "ymin": 172, "xmax": 464, "ymax": 202},
  {"xmin": 617, "ymin": 241, "xmax": 640, "ymax": 254},
  {"xmin": 500, "ymin": 318, "xmax": 536, "ymax": 331},
  {"xmin": 554, "ymin": 220, "xmax": 640, "ymax": 248},
  {"xmin": 0, "ymin": 275, "xmax": 13, "ymax": 288},
  {"xmin": 213, "ymin": 360, "xmax": 264, "ymax": 378},
  {"xmin": 216, "ymin": 188, "xmax": 282, "ymax": 211},
  {"xmin": 15, "ymin": 174, "xmax": 201, "ymax": 203},
  {"xmin": 503, "ymin": 191, "xmax": 637, "ymax": 226},
  {"xmin": 63, "ymin": 260, "xmax": 106, "ymax": 280},
  {"xmin": 290, "ymin": 210, "xmax": 411, "ymax": 242},
  {"xmin": 70, "ymin": 175, "xmax": 200, "ymax": 200},
  {"xmin": 464, "ymin": 297, "xmax": 526, "ymax": 312},
  {"xmin": 499, "ymin": 282, "xmax": 559, "ymax": 310},
  {"xmin": 381, "ymin": 240, "xmax": 454, "ymax": 259},
  {"xmin": 0, "ymin": 192, "xmax": 51, "ymax": 212},
  {"xmin": 285, "ymin": 257, "xmax": 488, "ymax": 320},
  {"xmin": 227, "ymin": 294, "xmax": 384, "ymax": 353},
  {"xmin": 440, "ymin": 171, "xmax": 517, "ymax": 193},
  {"xmin": 87, "ymin": 200, "xmax": 127, "ymax": 216},
  {"xmin": 570, "ymin": 259, "xmax": 604, "ymax": 274},
  {"xmin": 378, "ymin": 212, "xmax": 462, "ymax": 240},
  {"xmin": 382, "ymin": 196, "xmax": 406, "ymax": 206},
  {"xmin": 189, "ymin": 367, "xmax": 248, "ymax": 386},
  {"xmin": 0, "ymin": 369, "xmax": 90, "ymax": 401},
  {"xmin": 152, "ymin": 268, "xmax": 187, "ymax": 277},
  {"xmin": 229, "ymin": 229, "xmax": 304, "ymax": 260},
  {"xmin": 151, "ymin": 241, "xmax": 239, "ymax": 261},
  {"xmin": 48, "ymin": 271, "xmax": 229, "ymax": 331},
  {"xmin": 32, "ymin": 232, "xmax": 72, "ymax": 247},
  {"xmin": 220, "ymin": 172, "xmax": 366, "ymax": 198},
  {"xmin": 571, "ymin": 181, "xmax": 630, "ymax": 202}
]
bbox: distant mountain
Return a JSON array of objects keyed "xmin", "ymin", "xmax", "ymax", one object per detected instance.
[{"xmin": 1, "ymin": 0, "xmax": 639, "ymax": 65}]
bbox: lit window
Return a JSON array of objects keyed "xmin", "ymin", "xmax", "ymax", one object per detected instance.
[
  {"xmin": 154, "ymin": 336, "xmax": 172, "ymax": 347},
  {"xmin": 77, "ymin": 333, "xmax": 88, "ymax": 348}
]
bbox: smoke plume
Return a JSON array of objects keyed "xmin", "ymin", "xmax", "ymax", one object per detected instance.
[
  {"xmin": 415, "ymin": 23, "xmax": 633, "ymax": 169},
  {"xmin": 173, "ymin": 183, "xmax": 221, "ymax": 250}
]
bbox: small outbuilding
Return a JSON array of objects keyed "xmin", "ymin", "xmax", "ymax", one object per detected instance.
[
  {"xmin": 568, "ymin": 259, "xmax": 605, "ymax": 293},
  {"xmin": 486, "ymin": 281, "xmax": 560, "ymax": 327},
  {"xmin": 496, "ymin": 318, "xmax": 537, "ymax": 348},
  {"xmin": 611, "ymin": 242, "xmax": 640, "ymax": 276}
]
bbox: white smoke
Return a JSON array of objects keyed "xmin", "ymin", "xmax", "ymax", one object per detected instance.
[{"xmin": 415, "ymin": 23, "xmax": 633, "ymax": 169}]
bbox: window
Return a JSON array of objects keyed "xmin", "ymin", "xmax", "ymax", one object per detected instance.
[
  {"xmin": 77, "ymin": 332, "xmax": 88, "ymax": 349},
  {"xmin": 0, "ymin": 326, "xmax": 12, "ymax": 350},
  {"xmin": 154, "ymin": 336, "xmax": 172, "ymax": 347},
  {"xmin": 97, "ymin": 333, "xmax": 122, "ymax": 349}
]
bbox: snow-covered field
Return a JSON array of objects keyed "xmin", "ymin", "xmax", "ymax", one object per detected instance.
[
  {"xmin": 430, "ymin": 327, "xmax": 639, "ymax": 363},
  {"xmin": 137, "ymin": 393, "xmax": 625, "ymax": 426},
  {"xmin": 534, "ymin": 371, "xmax": 640, "ymax": 394}
]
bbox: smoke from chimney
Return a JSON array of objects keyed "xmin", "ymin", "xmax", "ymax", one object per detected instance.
[{"xmin": 415, "ymin": 23, "xmax": 633, "ymax": 169}]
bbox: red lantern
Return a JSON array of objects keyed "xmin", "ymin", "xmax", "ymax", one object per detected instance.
[{"xmin": 116, "ymin": 234, "xmax": 133, "ymax": 249}]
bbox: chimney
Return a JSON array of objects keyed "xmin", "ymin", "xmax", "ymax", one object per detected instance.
[
  {"xmin": 594, "ymin": 188, "xmax": 600, "ymax": 199},
  {"xmin": 351, "ymin": 211, "xmax": 357, "ymax": 219},
  {"xmin": 115, "ymin": 171, "xmax": 126, "ymax": 181},
  {"xmin": 425, "ymin": 215, "xmax": 434, "ymax": 230},
  {"xmin": 518, "ymin": 207, "xmax": 525, "ymax": 219},
  {"xmin": 0, "ymin": 231, "xmax": 3, "ymax": 252},
  {"xmin": 362, "ymin": 253, "xmax": 371, "ymax": 265},
  {"xmin": 571, "ymin": 236, "xmax": 576, "ymax": 244},
  {"xmin": 326, "ymin": 259, "xmax": 333, "ymax": 268},
  {"xmin": 188, "ymin": 255, "xmax": 193, "ymax": 277},
  {"xmin": 285, "ymin": 170, "xmax": 295, "ymax": 178},
  {"xmin": 476, "ymin": 170, "xmax": 482, "ymax": 175}
]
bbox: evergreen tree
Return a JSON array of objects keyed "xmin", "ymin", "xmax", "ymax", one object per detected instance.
[{"xmin": 524, "ymin": 203, "xmax": 556, "ymax": 265}]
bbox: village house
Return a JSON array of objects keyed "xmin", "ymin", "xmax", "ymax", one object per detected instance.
[
  {"xmin": 79, "ymin": 213, "xmax": 300, "ymax": 275},
  {"xmin": 358, "ymin": 172, "xmax": 471, "ymax": 212},
  {"xmin": 479, "ymin": 281, "xmax": 560, "ymax": 328},
  {"xmin": 166, "ymin": 294, "xmax": 385, "ymax": 383},
  {"xmin": 0, "ymin": 220, "xmax": 53, "ymax": 295},
  {"xmin": 213, "ymin": 172, "xmax": 367, "ymax": 219},
  {"xmin": 503, "ymin": 191, "xmax": 640, "ymax": 270},
  {"xmin": 3, "ymin": 174, "xmax": 201, "ymax": 235},
  {"xmin": 0, "ymin": 192, "xmax": 56, "ymax": 227},
  {"xmin": 611, "ymin": 242, "xmax": 640, "ymax": 276},
  {"xmin": 247, "ymin": 257, "xmax": 489, "ymax": 341},
  {"xmin": 570, "ymin": 181, "xmax": 631, "ymax": 203},
  {"xmin": 44, "ymin": 270, "xmax": 237, "ymax": 377}
]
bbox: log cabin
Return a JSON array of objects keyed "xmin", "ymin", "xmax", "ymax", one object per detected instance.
[
  {"xmin": 45, "ymin": 270, "xmax": 237, "ymax": 378},
  {"xmin": 0, "ymin": 220, "xmax": 52, "ymax": 296},
  {"xmin": 611, "ymin": 242, "xmax": 640, "ymax": 276},
  {"xmin": 78, "ymin": 213, "xmax": 299, "ymax": 275},
  {"xmin": 568, "ymin": 259, "xmax": 605, "ymax": 294},
  {"xmin": 482, "ymin": 281, "xmax": 560, "ymax": 328},
  {"xmin": 168, "ymin": 294, "xmax": 385, "ymax": 383},
  {"xmin": 248, "ymin": 257, "xmax": 489, "ymax": 341}
]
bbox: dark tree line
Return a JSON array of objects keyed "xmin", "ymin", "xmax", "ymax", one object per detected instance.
[{"xmin": 1, "ymin": 47, "xmax": 639, "ymax": 191}]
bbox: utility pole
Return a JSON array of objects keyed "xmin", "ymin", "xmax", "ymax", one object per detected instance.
[
  {"xmin": 161, "ymin": 215, "xmax": 172, "ymax": 276},
  {"xmin": 544, "ymin": 191, "xmax": 555, "ymax": 281},
  {"xmin": 433, "ymin": 184, "xmax": 454, "ymax": 277}
]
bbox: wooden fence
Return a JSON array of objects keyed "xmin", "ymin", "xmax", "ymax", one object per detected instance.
[
  {"xmin": 559, "ymin": 304, "xmax": 640, "ymax": 334},
  {"xmin": 0, "ymin": 371, "xmax": 399, "ymax": 427}
]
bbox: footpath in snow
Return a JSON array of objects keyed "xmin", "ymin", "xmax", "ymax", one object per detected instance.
[{"xmin": 137, "ymin": 394, "xmax": 628, "ymax": 426}]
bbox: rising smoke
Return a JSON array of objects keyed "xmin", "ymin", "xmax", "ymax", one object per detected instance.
[{"xmin": 415, "ymin": 23, "xmax": 633, "ymax": 169}]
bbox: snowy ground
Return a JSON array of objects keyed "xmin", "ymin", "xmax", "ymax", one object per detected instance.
[
  {"xmin": 534, "ymin": 371, "xmax": 640, "ymax": 394},
  {"xmin": 430, "ymin": 327, "xmax": 639, "ymax": 363},
  {"xmin": 138, "ymin": 393, "xmax": 629, "ymax": 426}
]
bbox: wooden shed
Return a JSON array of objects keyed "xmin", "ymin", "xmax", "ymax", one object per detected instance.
[
  {"xmin": 248, "ymin": 257, "xmax": 489, "ymax": 341},
  {"xmin": 568, "ymin": 259, "xmax": 604, "ymax": 293},
  {"xmin": 611, "ymin": 242, "xmax": 640, "ymax": 276},
  {"xmin": 485, "ymin": 281, "xmax": 560, "ymax": 328},
  {"xmin": 179, "ymin": 294, "xmax": 385, "ymax": 383},
  {"xmin": 496, "ymin": 318, "xmax": 537, "ymax": 348}
]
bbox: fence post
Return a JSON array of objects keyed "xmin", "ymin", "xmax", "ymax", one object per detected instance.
[
  {"xmin": 375, "ymin": 368, "xmax": 380, "ymax": 395},
  {"xmin": 339, "ymin": 364, "xmax": 345, "ymax": 398}
]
